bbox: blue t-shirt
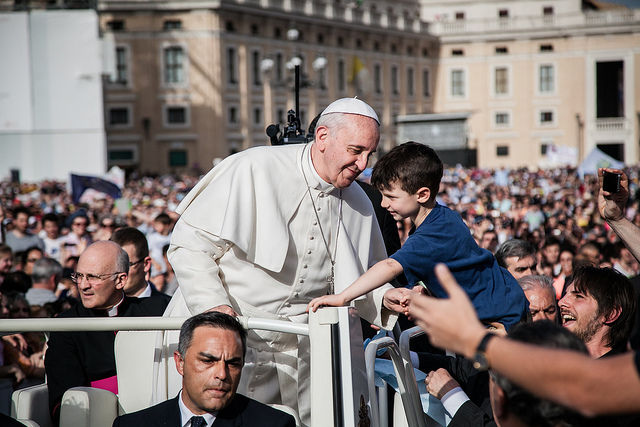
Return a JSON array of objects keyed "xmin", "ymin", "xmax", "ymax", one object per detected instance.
[{"xmin": 390, "ymin": 203, "xmax": 527, "ymax": 329}]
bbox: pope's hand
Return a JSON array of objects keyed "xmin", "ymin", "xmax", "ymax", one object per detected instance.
[
  {"xmin": 307, "ymin": 294, "xmax": 347, "ymax": 312},
  {"xmin": 206, "ymin": 304, "xmax": 238, "ymax": 317},
  {"xmin": 382, "ymin": 287, "xmax": 412, "ymax": 315}
]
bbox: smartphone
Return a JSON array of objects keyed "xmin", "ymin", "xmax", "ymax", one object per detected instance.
[{"xmin": 602, "ymin": 171, "xmax": 621, "ymax": 193}]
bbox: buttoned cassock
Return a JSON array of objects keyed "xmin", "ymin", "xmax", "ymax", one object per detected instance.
[{"xmin": 152, "ymin": 143, "xmax": 396, "ymax": 426}]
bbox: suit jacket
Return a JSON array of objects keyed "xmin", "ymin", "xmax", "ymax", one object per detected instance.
[
  {"xmin": 448, "ymin": 400, "xmax": 496, "ymax": 427},
  {"xmin": 112, "ymin": 394, "xmax": 296, "ymax": 427}
]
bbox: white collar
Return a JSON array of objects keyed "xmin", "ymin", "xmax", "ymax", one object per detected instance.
[
  {"xmin": 136, "ymin": 283, "xmax": 152, "ymax": 298},
  {"xmin": 305, "ymin": 143, "xmax": 335, "ymax": 193},
  {"xmin": 106, "ymin": 294, "xmax": 125, "ymax": 317},
  {"xmin": 178, "ymin": 390, "xmax": 216, "ymax": 427}
]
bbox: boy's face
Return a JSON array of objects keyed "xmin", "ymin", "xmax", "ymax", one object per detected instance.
[{"xmin": 380, "ymin": 182, "xmax": 421, "ymax": 222}]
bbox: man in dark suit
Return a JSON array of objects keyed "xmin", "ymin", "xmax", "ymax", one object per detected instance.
[
  {"xmin": 45, "ymin": 241, "xmax": 169, "ymax": 425},
  {"xmin": 110, "ymin": 226, "xmax": 171, "ymax": 303},
  {"xmin": 113, "ymin": 312, "xmax": 295, "ymax": 427}
]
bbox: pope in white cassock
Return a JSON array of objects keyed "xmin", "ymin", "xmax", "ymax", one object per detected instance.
[{"xmin": 152, "ymin": 98, "xmax": 408, "ymax": 425}]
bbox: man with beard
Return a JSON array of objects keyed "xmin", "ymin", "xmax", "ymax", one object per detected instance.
[{"xmin": 558, "ymin": 265, "xmax": 636, "ymax": 358}]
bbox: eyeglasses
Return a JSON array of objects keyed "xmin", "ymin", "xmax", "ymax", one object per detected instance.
[
  {"xmin": 101, "ymin": 223, "xmax": 115, "ymax": 228},
  {"xmin": 72, "ymin": 221, "xmax": 88, "ymax": 227},
  {"xmin": 70, "ymin": 272, "xmax": 124, "ymax": 285},
  {"xmin": 129, "ymin": 259, "xmax": 144, "ymax": 267}
]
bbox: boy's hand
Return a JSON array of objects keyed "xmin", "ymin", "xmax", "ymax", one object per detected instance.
[
  {"xmin": 307, "ymin": 294, "xmax": 347, "ymax": 312},
  {"xmin": 382, "ymin": 288, "xmax": 412, "ymax": 315},
  {"xmin": 598, "ymin": 168, "xmax": 628, "ymax": 222}
]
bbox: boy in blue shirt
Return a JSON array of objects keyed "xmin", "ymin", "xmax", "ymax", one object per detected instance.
[{"xmin": 309, "ymin": 142, "xmax": 528, "ymax": 329}]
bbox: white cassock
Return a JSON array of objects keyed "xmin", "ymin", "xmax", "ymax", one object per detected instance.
[{"xmin": 152, "ymin": 143, "xmax": 396, "ymax": 426}]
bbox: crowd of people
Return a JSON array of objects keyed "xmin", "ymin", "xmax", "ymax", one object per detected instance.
[{"xmin": 0, "ymin": 97, "xmax": 639, "ymax": 426}]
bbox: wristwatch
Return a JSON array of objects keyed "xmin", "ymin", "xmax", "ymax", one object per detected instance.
[{"xmin": 472, "ymin": 332, "xmax": 495, "ymax": 371}]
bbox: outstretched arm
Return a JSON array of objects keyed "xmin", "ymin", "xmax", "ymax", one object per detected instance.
[
  {"xmin": 308, "ymin": 258, "xmax": 403, "ymax": 312},
  {"xmin": 598, "ymin": 168, "xmax": 640, "ymax": 262},
  {"xmin": 409, "ymin": 264, "xmax": 640, "ymax": 417}
]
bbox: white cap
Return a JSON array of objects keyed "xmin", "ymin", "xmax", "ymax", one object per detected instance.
[{"xmin": 320, "ymin": 97, "xmax": 380, "ymax": 124}]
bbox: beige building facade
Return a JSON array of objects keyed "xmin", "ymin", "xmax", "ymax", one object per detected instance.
[
  {"xmin": 99, "ymin": 0, "xmax": 640, "ymax": 173},
  {"xmin": 99, "ymin": 0, "xmax": 438, "ymax": 174},
  {"xmin": 421, "ymin": 0, "xmax": 640, "ymax": 168}
]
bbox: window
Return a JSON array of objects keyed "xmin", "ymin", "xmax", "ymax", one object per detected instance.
[
  {"xmin": 451, "ymin": 69, "xmax": 465, "ymax": 97},
  {"xmin": 391, "ymin": 66, "xmax": 398, "ymax": 95},
  {"xmin": 539, "ymin": 64, "xmax": 554, "ymax": 93},
  {"xmin": 422, "ymin": 47, "xmax": 429, "ymax": 57},
  {"xmin": 498, "ymin": 9, "xmax": 509, "ymax": 18},
  {"xmin": 109, "ymin": 149, "xmax": 134, "ymax": 161},
  {"xmin": 374, "ymin": 41, "xmax": 381, "ymax": 52},
  {"xmin": 495, "ymin": 46, "xmax": 508, "ymax": 54},
  {"xmin": 406, "ymin": 46, "xmax": 413, "ymax": 56},
  {"xmin": 229, "ymin": 107, "xmax": 237, "ymax": 124},
  {"xmin": 163, "ymin": 20, "xmax": 182, "ymax": 30},
  {"xmin": 107, "ymin": 20, "xmax": 125, "ymax": 31},
  {"xmin": 275, "ymin": 52, "xmax": 283, "ymax": 82},
  {"xmin": 543, "ymin": 6, "xmax": 554, "ymax": 16},
  {"xmin": 253, "ymin": 108, "xmax": 261, "ymax": 125},
  {"xmin": 250, "ymin": 24, "xmax": 259, "ymax": 35},
  {"xmin": 390, "ymin": 44, "xmax": 397, "ymax": 54},
  {"xmin": 277, "ymin": 109, "xmax": 284, "ymax": 124},
  {"xmin": 422, "ymin": 69, "xmax": 430, "ymax": 97},
  {"xmin": 356, "ymin": 39, "xmax": 363, "ymax": 49},
  {"xmin": 115, "ymin": 46, "xmax": 127, "ymax": 84},
  {"xmin": 164, "ymin": 46, "xmax": 184, "ymax": 84},
  {"xmin": 317, "ymin": 33, "xmax": 324, "ymax": 44},
  {"xmin": 596, "ymin": 61, "xmax": 624, "ymax": 118},
  {"xmin": 495, "ymin": 112, "xmax": 509, "ymax": 126},
  {"xmin": 225, "ymin": 21, "xmax": 235, "ymax": 32},
  {"xmin": 168, "ymin": 150, "xmax": 187, "ymax": 167},
  {"xmin": 540, "ymin": 110, "xmax": 554, "ymax": 123},
  {"xmin": 166, "ymin": 106, "xmax": 187, "ymax": 125},
  {"xmin": 407, "ymin": 67, "xmax": 414, "ymax": 97},
  {"xmin": 338, "ymin": 59, "xmax": 345, "ymax": 92},
  {"xmin": 495, "ymin": 67, "xmax": 508, "ymax": 95},
  {"xmin": 337, "ymin": 37, "xmax": 344, "ymax": 47},
  {"xmin": 374, "ymin": 64, "xmax": 382, "ymax": 94},
  {"xmin": 452, "ymin": 49, "xmax": 464, "ymax": 56},
  {"xmin": 455, "ymin": 11, "xmax": 465, "ymax": 20},
  {"xmin": 496, "ymin": 146, "xmax": 509, "ymax": 156},
  {"xmin": 540, "ymin": 44, "xmax": 553, "ymax": 52},
  {"xmin": 252, "ymin": 51, "xmax": 261, "ymax": 86},
  {"xmin": 540, "ymin": 144, "xmax": 549, "ymax": 155},
  {"xmin": 227, "ymin": 47, "xmax": 237, "ymax": 85},
  {"xmin": 109, "ymin": 108, "xmax": 129, "ymax": 126}
]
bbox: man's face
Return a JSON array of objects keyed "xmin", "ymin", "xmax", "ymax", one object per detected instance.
[
  {"xmin": 525, "ymin": 287, "xmax": 558, "ymax": 323},
  {"xmin": 121, "ymin": 243, "xmax": 149, "ymax": 296},
  {"xmin": 314, "ymin": 114, "xmax": 379, "ymax": 189},
  {"xmin": 543, "ymin": 244, "xmax": 560, "ymax": 265},
  {"xmin": 175, "ymin": 326, "xmax": 244, "ymax": 414},
  {"xmin": 43, "ymin": 220, "xmax": 59, "ymax": 239},
  {"xmin": 14, "ymin": 213, "xmax": 29, "ymax": 233},
  {"xmin": 0, "ymin": 253, "xmax": 12, "ymax": 273},
  {"xmin": 24, "ymin": 249, "xmax": 43, "ymax": 275},
  {"xmin": 380, "ymin": 182, "xmax": 421, "ymax": 222},
  {"xmin": 504, "ymin": 255, "xmax": 536, "ymax": 280},
  {"xmin": 559, "ymin": 283, "xmax": 603, "ymax": 343},
  {"xmin": 76, "ymin": 245, "xmax": 126, "ymax": 309},
  {"xmin": 559, "ymin": 251, "xmax": 574, "ymax": 275},
  {"xmin": 71, "ymin": 217, "xmax": 89, "ymax": 236},
  {"xmin": 480, "ymin": 232, "xmax": 498, "ymax": 252}
]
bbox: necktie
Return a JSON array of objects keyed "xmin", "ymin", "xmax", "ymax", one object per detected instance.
[{"xmin": 191, "ymin": 416, "xmax": 207, "ymax": 427}]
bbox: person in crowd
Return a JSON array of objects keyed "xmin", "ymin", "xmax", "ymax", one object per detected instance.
[
  {"xmin": 21, "ymin": 246, "xmax": 43, "ymax": 276},
  {"xmin": 110, "ymin": 226, "xmax": 170, "ymax": 303},
  {"xmin": 426, "ymin": 321, "xmax": 588, "ymax": 427},
  {"xmin": 576, "ymin": 242, "xmax": 601, "ymax": 267},
  {"xmin": 93, "ymin": 215, "xmax": 117, "ymax": 241},
  {"xmin": 40, "ymin": 213, "xmax": 63, "ymax": 262},
  {"xmin": 0, "ymin": 271, "xmax": 32, "ymax": 294},
  {"xmin": 113, "ymin": 312, "xmax": 295, "ymax": 427},
  {"xmin": 309, "ymin": 142, "xmax": 527, "ymax": 331},
  {"xmin": 495, "ymin": 239, "xmax": 537, "ymax": 280},
  {"xmin": 553, "ymin": 248, "xmax": 575, "ymax": 299},
  {"xmin": 0, "ymin": 244, "xmax": 12, "ymax": 285},
  {"xmin": 160, "ymin": 243, "xmax": 178, "ymax": 296},
  {"xmin": 558, "ymin": 266, "xmax": 636, "ymax": 358},
  {"xmin": 519, "ymin": 275, "xmax": 558, "ymax": 323},
  {"xmin": 45, "ymin": 241, "xmax": 169, "ymax": 424},
  {"xmin": 59, "ymin": 211, "xmax": 92, "ymax": 263},
  {"xmin": 540, "ymin": 237, "xmax": 562, "ymax": 277},
  {"xmin": 145, "ymin": 212, "xmax": 173, "ymax": 286},
  {"xmin": 5, "ymin": 207, "xmax": 44, "ymax": 254},
  {"xmin": 613, "ymin": 241, "xmax": 639, "ymax": 278},
  {"xmin": 479, "ymin": 230, "xmax": 499, "ymax": 254},
  {"xmin": 25, "ymin": 257, "xmax": 62, "ymax": 306},
  {"xmin": 156, "ymin": 98, "xmax": 408, "ymax": 425}
]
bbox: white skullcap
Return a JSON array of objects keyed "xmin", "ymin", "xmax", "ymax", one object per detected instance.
[{"xmin": 320, "ymin": 97, "xmax": 380, "ymax": 124}]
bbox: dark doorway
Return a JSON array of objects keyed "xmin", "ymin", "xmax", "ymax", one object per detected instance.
[
  {"xmin": 596, "ymin": 61, "xmax": 624, "ymax": 118},
  {"xmin": 597, "ymin": 143, "xmax": 624, "ymax": 162}
]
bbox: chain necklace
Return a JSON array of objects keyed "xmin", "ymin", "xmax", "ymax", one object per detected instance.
[{"xmin": 301, "ymin": 145, "xmax": 343, "ymax": 294}]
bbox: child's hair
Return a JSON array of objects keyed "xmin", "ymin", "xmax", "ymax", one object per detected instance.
[{"xmin": 371, "ymin": 141, "xmax": 443, "ymax": 196}]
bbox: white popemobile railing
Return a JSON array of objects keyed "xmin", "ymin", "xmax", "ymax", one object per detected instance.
[{"xmin": 0, "ymin": 307, "xmax": 431, "ymax": 427}]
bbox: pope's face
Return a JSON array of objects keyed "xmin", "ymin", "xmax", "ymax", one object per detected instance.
[
  {"xmin": 313, "ymin": 114, "xmax": 379, "ymax": 189},
  {"xmin": 175, "ymin": 326, "xmax": 244, "ymax": 414}
]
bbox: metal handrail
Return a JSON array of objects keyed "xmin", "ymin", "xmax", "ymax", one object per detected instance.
[{"xmin": 0, "ymin": 316, "xmax": 309, "ymax": 336}]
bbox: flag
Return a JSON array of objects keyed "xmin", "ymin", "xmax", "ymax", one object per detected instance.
[
  {"xmin": 70, "ymin": 174, "xmax": 122, "ymax": 204},
  {"xmin": 349, "ymin": 56, "xmax": 371, "ymax": 95}
]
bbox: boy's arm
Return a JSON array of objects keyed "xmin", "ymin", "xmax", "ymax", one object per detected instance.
[{"xmin": 308, "ymin": 258, "xmax": 403, "ymax": 311}]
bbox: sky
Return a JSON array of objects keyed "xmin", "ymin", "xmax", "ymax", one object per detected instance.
[{"xmin": 604, "ymin": 0, "xmax": 640, "ymax": 8}]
